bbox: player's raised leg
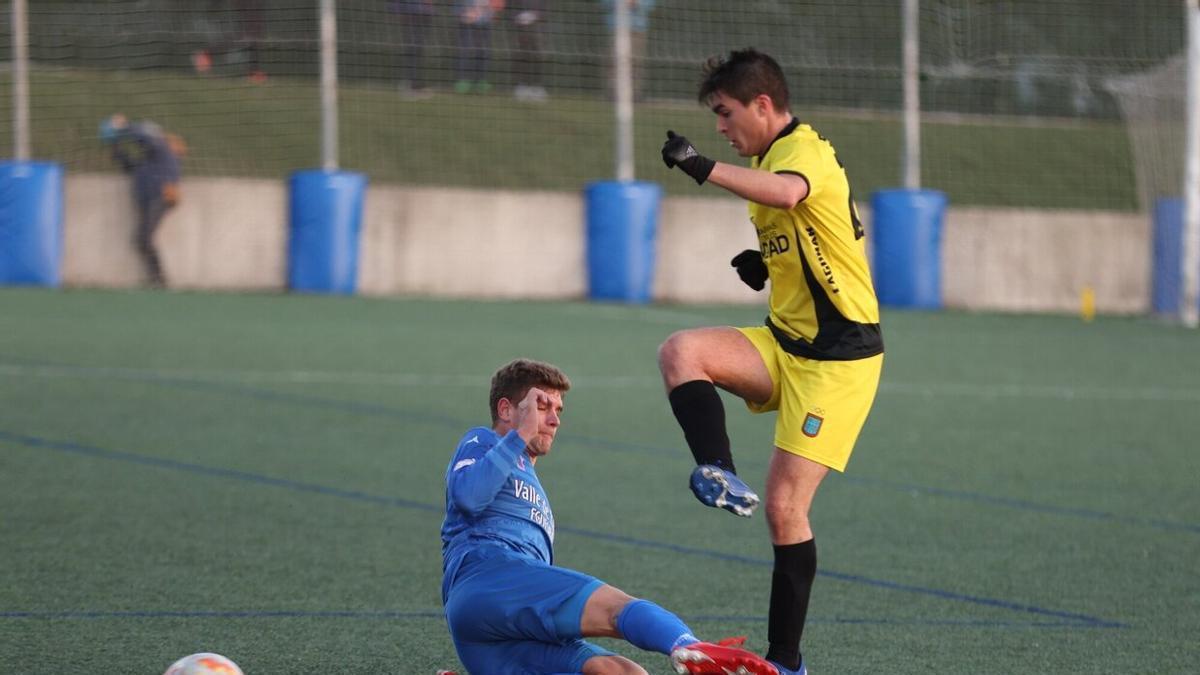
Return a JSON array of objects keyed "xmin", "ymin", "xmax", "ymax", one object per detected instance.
[{"xmin": 658, "ymin": 326, "xmax": 774, "ymax": 516}]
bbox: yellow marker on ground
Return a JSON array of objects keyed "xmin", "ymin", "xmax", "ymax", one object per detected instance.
[{"xmin": 1081, "ymin": 286, "xmax": 1096, "ymax": 322}]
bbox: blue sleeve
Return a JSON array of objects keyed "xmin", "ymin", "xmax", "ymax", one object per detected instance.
[
  {"xmin": 127, "ymin": 124, "xmax": 175, "ymax": 163},
  {"xmin": 126, "ymin": 125, "xmax": 159, "ymax": 148},
  {"xmin": 446, "ymin": 430, "xmax": 526, "ymax": 516}
]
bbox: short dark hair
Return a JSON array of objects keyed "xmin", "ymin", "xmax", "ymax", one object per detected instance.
[
  {"xmin": 698, "ymin": 48, "xmax": 790, "ymax": 113},
  {"xmin": 489, "ymin": 358, "xmax": 572, "ymax": 424}
]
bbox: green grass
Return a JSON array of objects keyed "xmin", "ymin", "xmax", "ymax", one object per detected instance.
[
  {"xmin": 0, "ymin": 69, "xmax": 1137, "ymax": 210},
  {"xmin": 1, "ymin": 288, "xmax": 1197, "ymax": 673}
]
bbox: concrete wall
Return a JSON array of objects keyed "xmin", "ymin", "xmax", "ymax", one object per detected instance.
[
  {"xmin": 61, "ymin": 174, "xmax": 1150, "ymax": 313},
  {"xmin": 65, "ymin": 174, "xmax": 287, "ymax": 290},
  {"xmin": 942, "ymin": 207, "xmax": 1149, "ymax": 314}
]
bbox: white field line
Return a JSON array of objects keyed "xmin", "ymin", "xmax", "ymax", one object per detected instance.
[
  {"xmin": 3, "ymin": 363, "xmax": 1200, "ymax": 403},
  {"xmin": 555, "ymin": 303, "xmax": 727, "ymax": 325}
]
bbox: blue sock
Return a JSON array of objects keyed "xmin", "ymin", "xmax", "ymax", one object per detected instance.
[{"xmin": 616, "ymin": 599, "xmax": 699, "ymax": 655}]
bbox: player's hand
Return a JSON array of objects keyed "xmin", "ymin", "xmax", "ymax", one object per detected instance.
[
  {"xmin": 662, "ymin": 130, "xmax": 716, "ymax": 185},
  {"xmin": 731, "ymin": 249, "xmax": 768, "ymax": 291},
  {"xmin": 162, "ymin": 182, "xmax": 181, "ymax": 207},
  {"xmin": 514, "ymin": 387, "xmax": 550, "ymax": 445}
]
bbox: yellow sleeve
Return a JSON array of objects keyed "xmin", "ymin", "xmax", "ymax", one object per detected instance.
[{"xmin": 766, "ymin": 137, "xmax": 831, "ymax": 201}]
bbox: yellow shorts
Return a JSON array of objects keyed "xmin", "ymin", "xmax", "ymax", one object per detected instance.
[{"xmin": 736, "ymin": 325, "xmax": 883, "ymax": 472}]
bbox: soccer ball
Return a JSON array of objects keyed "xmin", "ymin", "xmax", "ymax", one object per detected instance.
[{"xmin": 162, "ymin": 652, "xmax": 243, "ymax": 675}]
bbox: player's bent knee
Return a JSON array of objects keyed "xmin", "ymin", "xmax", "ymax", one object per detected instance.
[
  {"xmin": 658, "ymin": 329, "xmax": 706, "ymax": 374},
  {"xmin": 581, "ymin": 654, "xmax": 647, "ymax": 675},
  {"xmin": 657, "ymin": 330, "xmax": 686, "ymax": 368}
]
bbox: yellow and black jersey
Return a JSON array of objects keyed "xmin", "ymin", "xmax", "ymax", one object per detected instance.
[{"xmin": 749, "ymin": 118, "xmax": 883, "ymax": 361}]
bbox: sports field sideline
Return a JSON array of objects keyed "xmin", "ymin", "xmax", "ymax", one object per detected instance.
[{"xmin": 1, "ymin": 288, "xmax": 1196, "ymax": 673}]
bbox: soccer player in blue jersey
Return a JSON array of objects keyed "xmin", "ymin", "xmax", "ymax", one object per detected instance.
[{"xmin": 441, "ymin": 358, "xmax": 778, "ymax": 675}]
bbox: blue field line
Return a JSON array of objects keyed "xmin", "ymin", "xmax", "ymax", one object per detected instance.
[
  {"xmin": 0, "ymin": 356, "xmax": 671, "ymax": 457},
  {"xmin": 0, "ymin": 609, "xmax": 1109, "ymax": 629},
  {"xmin": 2, "ymin": 429, "xmax": 1125, "ymax": 631},
  {"xmin": 840, "ymin": 475, "xmax": 1200, "ymax": 535},
  {"xmin": 554, "ymin": 526, "xmax": 1126, "ymax": 629},
  {"xmin": 686, "ymin": 615, "xmax": 1111, "ymax": 629},
  {"xmin": 0, "ymin": 610, "xmax": 444, "ymax": 620},
  {"xmin": 0, "ymin": 430, "xmax": 440, "ymax": 514},
  {"xmin": 5, "ymin": 356, "xmax": 1197, "ymax": 536}
]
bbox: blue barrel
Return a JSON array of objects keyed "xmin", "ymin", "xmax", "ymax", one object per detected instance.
[
  {"xmin": 585, "ymin": 181, "xmax": 661, "ymax": 303},
  {"xmin": 1152, "ymin": 197, "xmax": 1184, "ymax": 315},
  {"xmin": 0, "ymin": 161, "xmax": 63, "ymax": 286},
  {"xmin": 288, "ymin": 169, "xmax": 367, "ymax": 294},
  {"xmin": 871, "ymin": 189, "xmax": 947, "ymax": 309}
]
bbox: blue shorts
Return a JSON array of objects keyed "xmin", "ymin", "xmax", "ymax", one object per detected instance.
[{"xmin": 444, "ymin": 546, "xmax": 612, "ymax": 675}]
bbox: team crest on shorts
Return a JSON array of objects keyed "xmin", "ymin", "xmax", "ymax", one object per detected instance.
[{"xmin": 802, "ymin": 412, "xmax": 824, "ymax": 438}]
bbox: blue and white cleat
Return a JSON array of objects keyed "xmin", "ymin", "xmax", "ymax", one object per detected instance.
[
  {"xmin": 768, "ymin": 659, "xmax": 807, "ymax": 675},
  {"xmin": 689, "ymin": 464, "xmax": 760, "ymax": 517}
]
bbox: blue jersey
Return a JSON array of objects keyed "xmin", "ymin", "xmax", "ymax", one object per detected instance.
[
  {"xmin": 441, "ymin": 426, "xmax": 556, "ymax": 602},
  {"xmin": 112, "ymin": 121, "xmax": 181, "ymax": 205}
]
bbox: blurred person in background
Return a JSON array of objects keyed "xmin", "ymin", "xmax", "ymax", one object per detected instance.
[
  {"xmin": 455, "ymin": 0, "xmax": 505, "ymax": 94},
  {"xmin": 390, "ymin": 0, "xmax": 436, "ymax": 99},
  {"xmin": 100, "ymin": 114, "xmax": 186, "ymax": 289},
  {"xmin": 191, "ymin": 0, "xmax": 268, "ymax": 84},
  {"xmin": 510, "ymin": 0, "xmax": 549, "ymax": 102}
]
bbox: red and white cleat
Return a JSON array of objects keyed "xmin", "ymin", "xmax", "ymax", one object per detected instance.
[{"xmin": 670, "ymin": 637, "xmax": 779, "ymax": 675}]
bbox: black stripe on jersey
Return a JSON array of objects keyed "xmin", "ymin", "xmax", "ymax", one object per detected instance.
[
  {"xmin": 757, "ymin": 117, "xmax": 802, "ymax": 163},
  {"xmin": 765, "ymin": 224, "xmax": 884, "ymax": 362},
  {"xmin": 775, "ymin": 170, "xmax": 811, "ymax": 204}
]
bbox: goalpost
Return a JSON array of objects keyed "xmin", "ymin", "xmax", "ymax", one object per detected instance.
[
  {"xmin": 1106, "ymin": 0, "xmax": 1200, "ymax": 326},
  {"xmin": 1184, "ymin": 0, "xmax": 1200, "ymax": 327}
]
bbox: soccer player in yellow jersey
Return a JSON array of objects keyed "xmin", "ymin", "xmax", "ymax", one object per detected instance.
[{"xmin": 658, "ymin": 48, "xmax": 884, "ymax": 675}]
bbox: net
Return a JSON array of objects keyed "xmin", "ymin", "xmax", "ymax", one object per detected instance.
[
  {"xmin": 1106, "ymin": 54, "xmax": 1187, "ymax": 212},
  {"xmin": 0, "ymin": 0, "xmax": 1187, "ymax": 210},
  {"xmin": 0, "ymin": 1, "xmax": 321, "ymax": 177},
  {"xmin": 915, "ymin": 0, "xmax": 1183, "ymax": 211}
]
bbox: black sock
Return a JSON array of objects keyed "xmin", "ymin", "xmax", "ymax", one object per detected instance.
[
  {"xmin": 667, "ymin": 380, "xmax": 735, "ymax": 473},
  {"xmin": 765, "ymin": 539, "xmax": 816, "ymax": 670}
]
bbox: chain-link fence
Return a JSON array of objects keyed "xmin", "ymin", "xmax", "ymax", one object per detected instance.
[{"xmin": 0, "ymin": 0, "xmax": 1187, "ymax": 209}]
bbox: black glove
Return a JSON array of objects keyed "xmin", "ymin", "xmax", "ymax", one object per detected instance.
[
  {"xmin": 731, "ymin": 249, "xmax": 768, "ymax": 291},
  {"xmin": 661, "ymin": 130, "xmax": 716, "ymax": 185}
]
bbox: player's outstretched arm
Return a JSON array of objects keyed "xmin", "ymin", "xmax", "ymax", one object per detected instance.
[
  {"xmin": 661, "ymin": 130, "xmax": 807, "ymax": 208},
  {"xmin": 706, "ymin": 162, "xmax": 808, "ymax": 209}
]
